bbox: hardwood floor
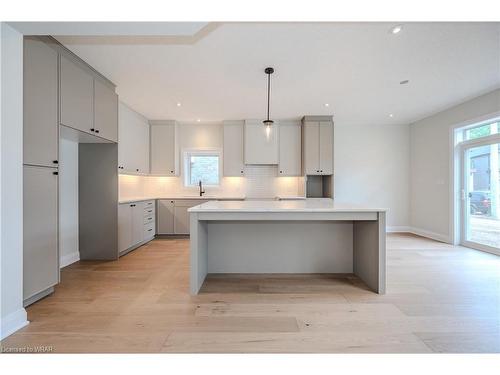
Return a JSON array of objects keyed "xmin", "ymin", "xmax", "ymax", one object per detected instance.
[{"xmin": 1, "ymin": 233, "xmax": 499, "ymax": 353}]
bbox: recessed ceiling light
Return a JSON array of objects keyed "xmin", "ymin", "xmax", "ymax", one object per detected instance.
[
  {"xmin": 390, "ymin": 25, "xmax": 403, "ymax": 34},
  {"xmin": 400, "ymin": 80, "xmax": 409, "ymax": 85},
  {"xmin": 389, "ymin": 113, "xmax": 394, "ymax": 118},
  {"xmin": 176, "ymin": 102, "xmax": 182, "ymax": 107},
  {"xmin": 324, "ymin": 103, "xmax": 330, "ymax": 107},
  {"xmin": 196, "ymin": 119, "xmax": 201, "ymax": 122}
]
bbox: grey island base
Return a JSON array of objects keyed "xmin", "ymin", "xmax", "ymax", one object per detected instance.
[{"xmin": 189, "ymin": 199, "xmax": 387, "ymax": 295}]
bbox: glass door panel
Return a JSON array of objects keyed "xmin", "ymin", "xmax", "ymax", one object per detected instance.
[{"xmin": 464, "ymin": 142, "xmax": 500, "ymax": 249}]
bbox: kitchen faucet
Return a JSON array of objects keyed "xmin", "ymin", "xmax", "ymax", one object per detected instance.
[{"xmin": 198, "ymin": 180, "xmax": 205, "ymax": 197}]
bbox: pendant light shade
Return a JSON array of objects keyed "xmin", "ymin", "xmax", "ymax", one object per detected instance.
[{"xmin": 263, "ymin": 67, "xmax": 274, "ymax": 127}]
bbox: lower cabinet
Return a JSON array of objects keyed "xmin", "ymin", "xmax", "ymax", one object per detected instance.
[
  {"xmin": 158, "ymin": 199, "xmax": 207, "ymax": 235},
  {"xmin": 157, "ymin": 200, "xmax": 175, "ymax": 234},
  {"xmin": 23, "ymin": 165, "xmax": 59, "ymax": 305},
  {"xmin": 118, "ymin": 200, "xmax": 155, "ymax": 255}
]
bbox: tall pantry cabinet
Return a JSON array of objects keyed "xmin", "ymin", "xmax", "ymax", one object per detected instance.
[
  {"xmin": 23, "ymin": 37, "xmax": 60, "ymax": 305},
  {"xmin": 23, "ymin": 36, "xmax": 119, "ymax": 306}
]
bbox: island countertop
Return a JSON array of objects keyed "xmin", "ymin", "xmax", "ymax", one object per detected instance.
[{"xmin": 188, "ymin": 198, "xmax": 387, "ymax": 213}]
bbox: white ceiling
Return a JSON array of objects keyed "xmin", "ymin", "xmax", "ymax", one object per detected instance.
[{"xmin": 55, "ymin": 22, "xmax": 500, "ymax": 125}]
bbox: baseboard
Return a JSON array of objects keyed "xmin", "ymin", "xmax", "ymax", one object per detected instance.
[
  {"xmin": 0, "ymin": 308, "xmax": 29, "ymax": 340},
  {"xmin": 387, "ymin": 226, "xmax": 412, "ymax": 233},
  {"xmin": 407, "ymin": 227, "xmax": 451, "ymax": 243},
  {"xmin": 386, "ymin": 226, "xmax": 451, "ymax": 243},
  {"xmin": 60, "ymin": 251, "xmax": 80, "ymax": 268}
]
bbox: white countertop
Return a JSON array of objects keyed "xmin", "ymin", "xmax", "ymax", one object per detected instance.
[
  {"xmin": 188, "ymin": 198, "xmax": 387, "ymax": 213},
  {"xmin": 119, "ymin": 196, "xmax": 246, "ymax": 204}
]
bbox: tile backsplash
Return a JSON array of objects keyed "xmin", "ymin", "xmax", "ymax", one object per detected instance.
[{"xmin": 119, "ymin": 165, "xmax": 304, "ymax": 200}]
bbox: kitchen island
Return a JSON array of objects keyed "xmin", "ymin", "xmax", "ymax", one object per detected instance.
[{"xmin": 189, "ymin": 199, "xmax": 387, "ymax": 295}]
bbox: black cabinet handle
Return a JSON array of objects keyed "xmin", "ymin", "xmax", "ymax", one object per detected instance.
[
  {"xmin": 53, "ymin": 160, "xmax": 58, "ymax": 164},
  {"xmin": 136, "ymin": 169, "xmax": 139, "ymax": 172},
  {"xmin": 148, "ymin": 229, "xmax": 152, "ymax": 232},
  {"xmin": 280, "ymin": 171, "xmax": 283, "ymax": 174},
  {"xmin": 52, "ymin": 171, "xmax": 58, "ymax": 175},
  {"xmin": 170, "ymin": 170, "xmax": 174, "ymax": 173},
  {"xmin": 95, "ymin": 129, "xmax": 99, "ymax": 134},
  {"xmin": 90, "ymin": 128, "xmax": 95, "ymax": 132},
  {"xmin": 240, "ymin": 170, "xmax": 244, "ymax": 174}
]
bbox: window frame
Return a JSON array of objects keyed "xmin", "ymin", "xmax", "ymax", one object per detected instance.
[{"xmin": 182, "ymin": 148, "xmax": 222, "ymax": 187}]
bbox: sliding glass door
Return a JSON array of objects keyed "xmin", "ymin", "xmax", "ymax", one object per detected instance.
[{"xmin": 462, "ymin": 139, "xmax": 500, "ymax": 252}]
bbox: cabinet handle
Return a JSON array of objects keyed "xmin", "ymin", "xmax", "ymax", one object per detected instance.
[
  {"xmin": 170, "ymin": 170, "xmax": 174, "ymax": 173},
  {"xmin": 148, "ymin": 229, "xmax": 152, "ymax": 232},
  {"xmin": 240, "ymin": 170, "xmax": 244, "ymax": 174},
  {"xmin": 90, "ymin": 128, "xmax": 95, "ymax": 132},
  {"xmin": 95, "ymin": 129, "xmax": 100, "ymax": 134},
  {"xmin": 52, "ymin": 171, "xmax": 58, "ymax": 175},
  {"xmin": 170, "ymin": 201, "xmax": 174, "ymax": 203},
  {"xmin": 136, "ymin": 169, "xmax": 139, "ymax": 172},
  {"xmin": 280, "ymin": 171, "xmax": 283, "ymax": 174},
  {"xmin": 53, "ymin": 160, "xmax": 58, "ymax": 164}
]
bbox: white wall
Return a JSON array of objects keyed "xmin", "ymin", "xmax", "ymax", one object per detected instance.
[
  {"xmin": 410, "ymin": 88, "xmax": 500, "ymax": 242},
  {"xmin": 334, "ymin": 123, "xmax": 411, "ymax": 229},
  {"xmin": 0, "ymin": 23, "xmax": 28, "ymax": 340},
  {"xmin": 59, "ymin": 138, "xmax": 79, "ymax": 268}
]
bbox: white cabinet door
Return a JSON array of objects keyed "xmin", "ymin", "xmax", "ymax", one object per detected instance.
[
  {"xmin": 131, "ymin": 202, "xmax": 145, "ymax": 245},
  {"xmin": 157, "ymin": 200, "xmax": 175, "ymax": 234},
  {"xmin": 118, "ymin": 102, "xmax": 150, "ymax": 174},
  {"xmin": 303, "ymin": 122, "xmax": 320, "ymax": 175},
  {"xmin": 244, "ymin": 121, "xmax": 279, "ymax": 165},
  {"xmin": 118, "ymin": 204, "xmax": 133, "ymax": 253},
  {"xmin": 23, "ymin": 37, "xmax": 59, "ymax": 168},
  {"xmin": 174, "ymin": 200, "xmax": 207, "ymax": 235},
  {"xmin": 60, "ymin": 55, "xmax": 94, "ymax": 134},
  {"xmin": 223, "ymin": 121, "xmax": 245, "ymax": 176},
  {"xmin": 174, "ymin": 206, "xmax": 190, "ymax": 234},
  {"xmin": 319, "ymin": 121, "xmax": 333, "ymax": 174},
  {"xmin": 150, "ymin": 122, "xmax": 178, "ymax": 175},
  {"xmin": 94, "ymin": 79, "xmax": 118, "ymax": 142},
  {"xmin": 23, "ymin": 165, "xmax": 59, "ymax": 301},
  {"xmin": 278, "ymin": 124, "xmax": 301, "ymax": 176}
]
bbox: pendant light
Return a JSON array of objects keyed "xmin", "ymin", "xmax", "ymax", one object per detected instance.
[{"xmin": 263, "ymin": 67, "xmax": 274, "ymax": 129}]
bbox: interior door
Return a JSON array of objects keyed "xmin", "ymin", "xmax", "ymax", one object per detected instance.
[{"xmin": 462, "ymin": 141, "xmax": 500, "ymax": 251}]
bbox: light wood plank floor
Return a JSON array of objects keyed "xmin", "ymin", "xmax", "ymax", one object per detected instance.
[{"xmin": 1, "ymin": 233, "xmax": 499, "ymax": 353}]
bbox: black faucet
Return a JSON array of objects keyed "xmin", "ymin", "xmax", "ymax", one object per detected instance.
[{"xmin": 199, "ymin": 180, "xmax": 205, "ymax": 197}]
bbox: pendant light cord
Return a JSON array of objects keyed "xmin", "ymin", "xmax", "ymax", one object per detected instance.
[{"xmin": 266, "ymin": 72, "xmax": 271, "ymax": 121}]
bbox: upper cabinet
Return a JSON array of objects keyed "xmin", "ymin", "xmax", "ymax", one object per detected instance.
[
  {"xmin": 278, "ymin": 122, "xmax": 302, "ymax": 176},
  {"xmin": 23, "ymin": 37, "xmax": 59, "ymax": 168},
  {"xmin": 244, "ymin": 120, "xmax": 279, "ymax": 165},
  {"xmin": 60, "ymin": 55, "xmax": 94, "ymax": 134},
  {"xmin": 150, "ymin": 120, "xmax": 179, "ymax": 176},
  {"xmin": 60, "ymin": 53, "xmax": 118, "ymax": 143},
  {"xmin": 302, "ymin": 116, "xmax": 334, "ymax": 175},
  {"xmin": 223, "ymin": 121, "xmax": 245, "ymax": 176},
  {"xmin": 94, "ymin": 79, "xmax": 118, "ymax": 142},
  {"xmin": 118, "ymin": 103, "xmax": 150, "ymax": 174}
]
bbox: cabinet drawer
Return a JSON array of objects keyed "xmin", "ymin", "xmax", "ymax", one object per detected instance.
[
  {"xmin": 144, "ymin": 214, "xmax": 155, "ymax": 225},
  {"xmin": 143, "ymin": 200, "xmax": 155, "ymax": 208},
  {"xmin": 144, "ymin": 222, "xmax": 155, "ymax": 238},
  {"xmin": 144, "ymin": 207, "xmax": 155, "ymax": 216}
]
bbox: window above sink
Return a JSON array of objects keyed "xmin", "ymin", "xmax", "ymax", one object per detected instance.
[{"xmin": 183, "ymin": 149, "xmax": 221, "ymax": 187}]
